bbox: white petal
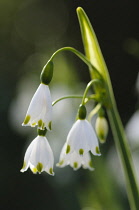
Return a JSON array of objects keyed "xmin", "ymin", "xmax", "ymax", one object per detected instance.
[
  {"xmin": 21, "ymin": 135, "xmax": 54, "ymax": 175},
  {"xmin": 67, "ymin": 120, "xmax": 89, "ymax": 153},
  {"xmin": 22, "ymin": 84, "xmax": 52, "ymax": 130},
  {"xmin": 56, "ymin": 143, "xmax": 70, "ymax": 167},
  {"xmin": 66, "ymin": 119, "xmax": 100, "ymax": 156},
  {"xmin": 57, "ymin": 144, "xmax": 95, "ymax": 171},
  {"xmin": 20, "ymin": 137, "xmax": 37, "ymax": 172},
  {"xmin": 82, "ymin": 153, "xmax": 94, "ymax": 171},
  {"xmin": 69, "ymin": 152, "xmax": 82, "ymax": 170},
  {"xmin": 41, "ymin": 137, "xmax": 54, "ymax": 175},
  {"xmin": 29, "ymin": 136, "xmax": 54, "ymax": 171},
  {"xmin": 83, "ymin": 120, "xmax": 101, "ymax": 156}
]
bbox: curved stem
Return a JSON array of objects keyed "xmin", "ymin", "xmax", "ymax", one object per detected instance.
[
  {"xmin": 49, "ymin": 47, "xmax": 103, "ymax": 79},
  {"xmin": 88, "ymin": 103, "xmax": 101, "ymax": 122},
  {"xmin": 52, "ymin": 95, "xmax": 83, "ymax": 106},
  {"xmin": 81, "ymin": 79, "xmax": 102, "ymax": 105}
]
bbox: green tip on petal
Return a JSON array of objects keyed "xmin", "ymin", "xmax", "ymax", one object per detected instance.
[
  {"xmin": 32, "ymin": 122, "xmax": 36, "ymax": 127},
  {"xmin": 96, "ymin": 146, "xmax": 101, "ymax": 155},
  {"xmin": 38, "ymin": 119, "xmax": 43, "ymax": 127},
  {"xmin": 36, "ymin": 162, "xmax": 43, "ymax": 173},
  {"xmin": 88, "ymin": 160, "xmax": 93, "ymax": 168},
  {"xmin": 58, "ymin": 160, "xmax": 64, "ymax": 166},
  {"xmin": 48, "ymin": 121, "xmax": 52, "ymax": 130},
  {"xmin": 23, "ymin": 115, "xmax": 30, "ymax": 125},
  {"xmin": 31, "ymin": 167, "xmax": 38, "ymax": 173},
  {"xmin": 21, "ymin": 161, "xmax": 26, "ymax": 170},
  {"xmin": 49, "ymin": 168, "xmax": 53, "ymax": 175},
  {"xmin": 99, "ymin": 135, "xmax": 106, "ymax": 144},
  {"xmin": 79, "ymin": 148, "xmax": 84, "ymax": 155},
  {"xmin": 73, "ymin": 162, "xmax": 78, "ymax": 169},
  {"xmin": 66, "ymin": 145, "xmax": 71, "ymax": 154}
]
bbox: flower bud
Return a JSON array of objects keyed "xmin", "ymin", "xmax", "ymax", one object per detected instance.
[
  {"xmin": 78, "ymin": 104, "xmax": 87, "ymax": 120},
  {"xmin": 40, "ymin": 60, "xmax": 53, "ymax": 85},
  {"xmin": 95, "ymin": 116, "xmax": 108, "ymax": 143}
]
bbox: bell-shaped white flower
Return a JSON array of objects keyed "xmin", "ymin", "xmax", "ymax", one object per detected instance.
[
  {"xmin": 20, "ymin": 135, "xmax": 54, "ymax": 175},
  {"xmin": 66, "ymin": 119, "xmax": 101, "ymax": 156},
  {"xmin": 22, "ymin": 83, "xmax": 52, "ymax": 130},
  {"xmin": 57, "ymin": 143, "xmax": 94, "ymax": 171}
]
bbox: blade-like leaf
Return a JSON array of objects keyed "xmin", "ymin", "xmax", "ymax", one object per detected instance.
[{"xmin": 77, "ymin": 7, "xmax": 108, "ymax": 80}]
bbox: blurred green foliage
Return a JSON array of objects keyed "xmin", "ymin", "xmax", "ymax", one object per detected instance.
[{"xmin": 1, "ymin": 0, "xmax": 139, "ymax": 210}]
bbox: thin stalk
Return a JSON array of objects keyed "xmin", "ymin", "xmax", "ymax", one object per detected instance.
[
  {"xmin": 107, "ymin": 98, "xmax": 139, "ymax": 210},
  {"xmin": 88, "ymin": 103, "xmax": 101, "ymax": 122},
  {"xmin": 81, "ymin": 79, "xmax": 101, "ymax": 105},
  {"xmin": 49, "ymin": 47, "xmax": 103, "ymax": 79},
  {"xmin": 52, "ymin": 95, "xmax": 83, "ymax": 106}
]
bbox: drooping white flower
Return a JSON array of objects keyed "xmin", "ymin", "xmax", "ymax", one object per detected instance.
[
  {"xmin": 57, "ymin": 143, "xmax": 94, "ymax": 171},
  {"xmin": 66, "ymin": 119, "xmax": 101, "ymax": 156},
  {"xmin": 20, "ymin": 135, "xmax": 54, "ymax": 175},
  {"xmin": 22, "ymin": 83, "xmax": 52, "ymax": 130}
]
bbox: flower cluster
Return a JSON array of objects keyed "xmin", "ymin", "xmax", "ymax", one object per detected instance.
[{"xmin": 21, "ymin": 61, "xmax": 108, "ymax": 176}]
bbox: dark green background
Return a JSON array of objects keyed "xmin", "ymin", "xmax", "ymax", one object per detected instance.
[{"xmin": 1, "ymin": 0, "xmax": 139, "ymax": 209}]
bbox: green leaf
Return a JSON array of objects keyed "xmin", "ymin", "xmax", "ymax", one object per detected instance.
[{"xmin": 76, "ymin": 7, "xmax": 108, "ymax": 80}]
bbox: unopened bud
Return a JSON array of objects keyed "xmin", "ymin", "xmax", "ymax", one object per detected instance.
[{"xmin": 95, "ymin": 116, "xmax": 108, "ymax": 143}]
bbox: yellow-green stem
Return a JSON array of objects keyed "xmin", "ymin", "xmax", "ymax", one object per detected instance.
[{"xmin": 107, "ymin": 98, "xmax": 139, "ymax": 210}]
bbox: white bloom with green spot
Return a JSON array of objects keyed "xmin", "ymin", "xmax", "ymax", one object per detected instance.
[
  {"xmin": 22, "ymin": 83, "xmax": 52, "ymax": 130},
  {"xmin": 66, "ymin": 119, "xmax": 101, "ymax": 156},
  {"xmin": 57, "ymin": 143, "xmax": 94, "ymax": 171},
  {"xmin": 20, "ymin": 135, "xmax": 54, "ymax": 175}
]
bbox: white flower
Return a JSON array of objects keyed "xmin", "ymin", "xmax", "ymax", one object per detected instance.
[
  {"xmin": 57, "ymin": 143, "xmax": 94, "ymax": 171},
  {"xmin": 66, "ymin": 119, "xmax": 101, "ymax": 156},
  {"xmin": 22, "ymin": 83, "xmax": 52, "ymax": 130},
  {"xmin": 20, "ymin": 135, "xmax": 54, "ymax": 175}
]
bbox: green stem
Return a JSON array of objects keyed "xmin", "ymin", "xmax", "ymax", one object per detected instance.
[
  {"xmin": 107, "ymin": 98, "xmax": 139, "ymax": 210},
  {"xmin": 52, "ymin": 95, "xmax": 83, "ymax": 106},
  {"xmin": 88, "ymin": 103, "xmax": 101, "ymax": 122},
  {"xmin": 49, "ymin": 47, "xmax": 103, "ymax": 79},
  {"xmin": 81, "ymin": 79, "xmax": 102, "ymax": 105}
]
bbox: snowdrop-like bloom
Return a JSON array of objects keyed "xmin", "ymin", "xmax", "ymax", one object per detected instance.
[
  {"xmin": 57, "ymin": 143, "xmax": 94, "ymax": 171},
  {"xmin": 66, "ymin": 119, "xmax": 101, "ymax": 156},
  {"xmin": 20, "ymin": 134, "xmax": 54, "ymax": 175},
  {"xmin": 22, "ymin": 83, "xmax": 52, "ymax": 130}
]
